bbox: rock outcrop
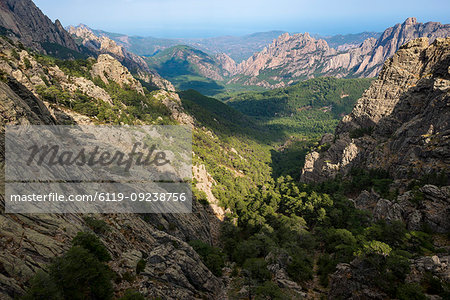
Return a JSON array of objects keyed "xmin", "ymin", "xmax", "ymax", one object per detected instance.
[
  {"xmin": 301, "ymin": 37, "xmax": 450, "ymax": 184},
  {"xmin": 68, "ymin": 24, "xmax": 175, "ymax": 91},
  {"xmin": 354, "ymin": 185, "xmax": 450, "ymax": 233},
  {"xmin": 0, "ymin": 38, "xmax": 114, "ymax": 105},
  {"xmin": 0, "ymin": 0, "xmax": 78, "ymax": 51},
  {"xmin": 91, "ymin": 54, "xmax": 145, "ymax": 95},
  {"xmin": 329, "ymin": 254, "xmax": 450, "ymax": 300}
]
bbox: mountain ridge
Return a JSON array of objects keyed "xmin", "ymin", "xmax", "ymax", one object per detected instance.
[
  {"xmin": 233, "ymin": 18, "xmax": 450, "ymax": 88},
  {"xmin": 67, "ymin": 24, "xmax": 175, "ymax": 91},
  {"xmin": 0, "ymin": 0, "xmax": 79, "ymax": 52}
]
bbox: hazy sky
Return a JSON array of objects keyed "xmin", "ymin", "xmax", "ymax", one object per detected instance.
[{"xmin": 34, "ymin": 0, "xmax": 450, "ymax": 38}]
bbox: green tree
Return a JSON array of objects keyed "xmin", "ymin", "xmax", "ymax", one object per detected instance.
[{"xmin": 72, "ymin": 232, "xmax": 111, "ymax": 262}]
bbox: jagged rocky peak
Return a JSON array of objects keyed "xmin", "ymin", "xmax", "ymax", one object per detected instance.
[
  {"xmin": 357, "ymin": 17, "xmax": 450, "ymax": 76},
  {"xmin": 214, "ymin": 52, "xmax": 237, "ymax": 75},
  {"xmin": 301, "ymin": 37, "xmax": 450, "ymax": 184},
  {"xmin": 68, "ymin": 24, "xmax": 175, "ymax": 91},
  {"xmin": 68, "ymin": 24, "xmax": 147, "ymax": 71},
  {"xmin": 233, "ymin": 18, "xmax": 449, "ymax": 88},
  {"xmin": 404, "ymin": 17, "xmax": 417, "ymax": 25},
  {"xmin": 235, "ymin": 32, "xmax": 334, "ymax": 81},
  {"xmin": 0, "ymin": 0, "xmax": 78, "ymax": 51}
]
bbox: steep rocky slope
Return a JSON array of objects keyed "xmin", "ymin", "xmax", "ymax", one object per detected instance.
[
  {"xmin": 0, "ymin": 0, "xmax": 78, "ymax": 52},
  {"xmin": 0, "ymin": 34, "xmax": 225, "ymax": 299},
  {"xmin": 301, "ymin": 37, "xmax": 450, "ymax": 183},
  {"xmin": 354, "ymin": 17, "xmax": 450, "ymax": 76},
  {"xmin": 232, "ymin": 32, "xmax": 335, "ymax": 88},
  {"xmin": 233, "ymin": 18, "xmax": 450, "ymax": 88},
  {"xmin": 68, "ymin": 24, "xmax": 151, "ymax": 73}
]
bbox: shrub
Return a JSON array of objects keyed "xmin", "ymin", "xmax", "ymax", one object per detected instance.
[
  {"xmin": 233, "ymin": 239, "xmax": 264, "ymax": 265},
  {"xmin": 23, "ymin": 57, "xmax": 32, "ymax": 69},
  {"xmin": 121, "ymin": 271, "xmax": 136, "ymax": 283},
  {"xmin": 136, "ymin": 259, "xmax": 146, "ymax": 274},
  {"xmin": 357, "ymin": 240, "xmax": 392, "ymax": 257},
  {"xmin": 255, "ymin": 281, "xmax": 287, "ymax": 299},
  {"xmin": 386, "ymin": 254, "xmax": 410, "ymax": 281},
  {"xmin": 243, "ymin": 258, "xmax": 271, "ymax": 283},
  {"xmin": 21, "ymin": 271, "xmax": 62, "ymax": 300},
  {"xmin": 286, "ymin": 252, "xmax": 313, "ymax": 282},
  {"xmin": 396, "ymin": 283, "xmax": 426, "ymax": 300},
  {"xmin": 11, "ymin": 48, "xmax": 20, "ymax": 60},
  {"xmin": 118, "ymin": 290, "xmax": 146, "ymax": 300},
  {"xmin": 317, "ymin": 254, "xmax": 336, "ymax": 287},
  {"xmin": 349, "ymin": 127, "xmax": 373, "ymax": 139},
  {"xmin": 83, "ymin": 216, "xmax": 109, "ymax": 234},
  {"xmin": 193, "ymin": 188, "xmax": 209, "ymax": 206},
  {"xmin": 72, "ymin": 232, "xmax": 111, "ymax": 262},
  {"xmin": 50, "ymin": 246, "xmax": 113, "ymax": 300},
  {"xmin": 23, "ymin": 231, "xmax": 114, "ymax": 299},
  {"xmin": 422, "ymin": 272, "xmax": 444, "ymax": 295},
  {"xmin": 188, "ymin": 239, "xmax": 225, "ymax": 276}
]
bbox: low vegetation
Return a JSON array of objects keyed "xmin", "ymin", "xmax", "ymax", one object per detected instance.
[{"xmin": 223, "ymin": 77, "xmax": 373, "ymax": 139}]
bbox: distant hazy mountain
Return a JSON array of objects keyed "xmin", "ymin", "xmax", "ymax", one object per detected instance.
[
  {"xmin": 71, "ymin": 19, "xmax": 450, "ymax": 92},
  {"xmin": 185, "ymin": 31, "xmax": 286, "ymax": 62},
  {"xmin": 319, "ymin": 32, "xmax": 381, "ymax": 50},
  {"xmin": 83, "ymin": 29, "xmax": 286, "ymax": 62},
  {"xmin": 143, "ymin": 45, "xmax": 238, "ymax": 94}
]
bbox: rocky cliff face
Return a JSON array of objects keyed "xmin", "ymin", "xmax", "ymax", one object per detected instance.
[
  {"xmin": 234, "ymin": 18, "xmax": 450, "ymax": 88},
  {"xmin": 230, "ymin": 33, "xmax": 335, "ymax": 88},
  {"xmin": 68, "ymin": 24, "xmax": 149, "ymax": 73},
  {"xmin": 237, "ymin": 33, "xmax": 333, "ymax": 77},
  {"xmin": 214, "ymin": 53, "xmax": 238, "ymax": 76},
  {"xmin": 301, "ymin": 37, "xmax": 450, "ymax": 184},
  {"xmin": 354, "ymin": 17, "xmax": 450, "ymax": 77},
  {"xmin": 0, "ymin": 35, "xmax": 224, "ymax": 299},
  {"xmin": 301, "ymin": 37, "xmax": 449, "ymax": 234},
  {"xmin": 91, "ymin": 54, "xmax": 145, "ymax": 95},
  {"xmin": 0, "ymin": 0, "xmax": 78, "ymax": 51}
]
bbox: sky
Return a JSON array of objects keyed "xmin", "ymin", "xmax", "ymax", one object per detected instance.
[{"xmin": 34, "ymin": 0, "xmax": 450, "ymax": 38}]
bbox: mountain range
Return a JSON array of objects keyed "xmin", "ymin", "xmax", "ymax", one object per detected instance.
[
  {"xmin": 69, "ymin": 18, "xmax": 450, "ymax": 92},
  {"xmin": 87, "ymin": 28, "xmax": 286, "ymax": 63},
  {"xmin": 0, "ymin": 0, "xmax": 449, "ymax": 299},
  {"xmin": 230, "ymin": 17, "xmax": 450, "ymax": 88}
]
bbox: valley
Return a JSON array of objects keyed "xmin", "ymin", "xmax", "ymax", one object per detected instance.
[{"xmin": 0, "ymin": 0, "xmax": 449, "ymax": 299}]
